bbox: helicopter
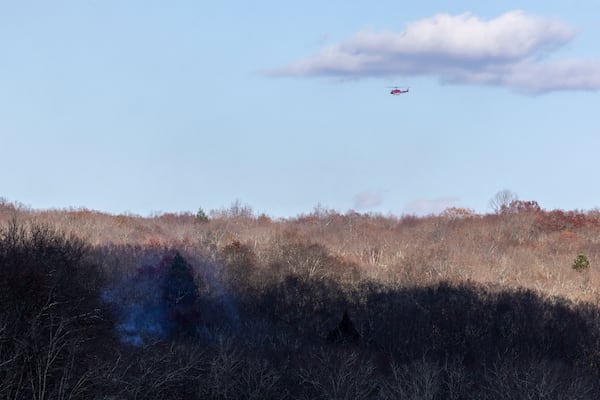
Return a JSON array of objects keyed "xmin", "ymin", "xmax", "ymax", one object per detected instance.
[{"xmin": 388, "ymin": 86, "xmax": 409, "ymax": 95}]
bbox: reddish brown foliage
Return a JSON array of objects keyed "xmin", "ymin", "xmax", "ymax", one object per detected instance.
[
  {"xmin": 2, "ymin": 199, "xmax": 600, "ymax": 302},
  {"xmin": 4, "ymin": 201, "xmax": 600, "ymax": 398},
  {"xmin": 535, "ymin": 209, "xmax": 599, "ymax": 232}
]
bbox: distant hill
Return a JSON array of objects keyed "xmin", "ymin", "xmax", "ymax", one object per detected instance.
[{"xmin": 2, "ymin": 198, "xmax": 600, "ymax": 398}]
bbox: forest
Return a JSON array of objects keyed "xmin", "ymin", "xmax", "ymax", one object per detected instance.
[{"xmin": 2, "ymin": 196, "xmax": 600, "ymax": 399}]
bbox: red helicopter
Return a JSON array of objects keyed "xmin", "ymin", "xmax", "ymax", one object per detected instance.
[{"xmin": 388, "ymin": 86, "xmax": 409, "ymax": 95}]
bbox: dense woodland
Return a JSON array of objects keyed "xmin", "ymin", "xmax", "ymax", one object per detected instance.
[{"xmin": 2, "ymin": 196, "xmax": 600, "ymax": 399}]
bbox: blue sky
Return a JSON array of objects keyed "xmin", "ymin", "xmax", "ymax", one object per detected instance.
[{"xmin": 1, "ymin": 1, "xmax": 599, "ymax": 217}]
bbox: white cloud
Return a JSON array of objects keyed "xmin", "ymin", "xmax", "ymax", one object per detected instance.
[
  {"xmin": 269, "ymin": 11, "xmax": 600, "ymax": 94},
  {"xmin": 404, "ymin": 197, "xmax": 460, "ymax": 216},
  {"xmin": 353, "ymin": 191, "xmax": 383, "ymax": 210},
  {"xmin": 500, "ymin": 59, "xmax": 600, "ymax": 94}
]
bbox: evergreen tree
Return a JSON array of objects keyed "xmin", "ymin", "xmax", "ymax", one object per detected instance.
[{"xmin": 162, "ymin": 252, "xmax": 201, "ymax": 336}]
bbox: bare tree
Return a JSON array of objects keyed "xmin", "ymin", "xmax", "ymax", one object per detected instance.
[
  {"xmin": 297, "ymin": 349, "xmax": 376, "ymax": 400},
  {"xmin": 379, "ymin": 358, "xmax": 442, "ymax": 400},
  {"xmin": 489, "ymin": 190, "xmax": 518, "ymax": 214},
  {"xmin": 481, "ymin": 357, "xmax": 595, "ymax": 400}
]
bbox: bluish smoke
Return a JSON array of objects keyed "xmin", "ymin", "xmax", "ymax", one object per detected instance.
[
  {"xmin": 116, "ymin": 302, "xmax": 168, "ymax": 346},
  {"xmin": 102, "ymin": 261, "xmax": 171, "ymax": 345},
  {"xmin": 102, "ymin": 250, "xmax": 240, "ymax": 346}
]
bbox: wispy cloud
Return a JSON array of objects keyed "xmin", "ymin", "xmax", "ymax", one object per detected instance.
[
  {"xmin": 404, "ymin": 197, "xmax": 460, "ymax": 216},
  {"xmin": 269, "ymin": 11, "xmax": 600, "ymax": 94},
  {"xmin": 353, "ymin": 191, "xmax": 383, "ymax": 210}
]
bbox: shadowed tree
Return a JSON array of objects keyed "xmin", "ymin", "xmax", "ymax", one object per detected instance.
[
  {"xmin": 162, "ymin": 252, "xmax": 201, "ymax": 337},
  {"xmin": 327, "ymin": 310, "xmax": 361, "ymax": 344}
]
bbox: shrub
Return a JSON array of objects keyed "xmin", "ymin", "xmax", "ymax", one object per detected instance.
[
  {"xmin": 196, "ymin": 208, "xmax": 210, "ymax": 223},
  {"xmin": 573, "ymin": 253, "xmax": 590, "ymax": 272}
]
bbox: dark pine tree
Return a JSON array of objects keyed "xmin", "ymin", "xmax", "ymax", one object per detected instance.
[
  {"xmin": 327, "ymin": 310, "xmax": 361, "ymax": 344},
  {"xmin": 162, "ymin": 252, "xmax": 201, "ymax": 337}
]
